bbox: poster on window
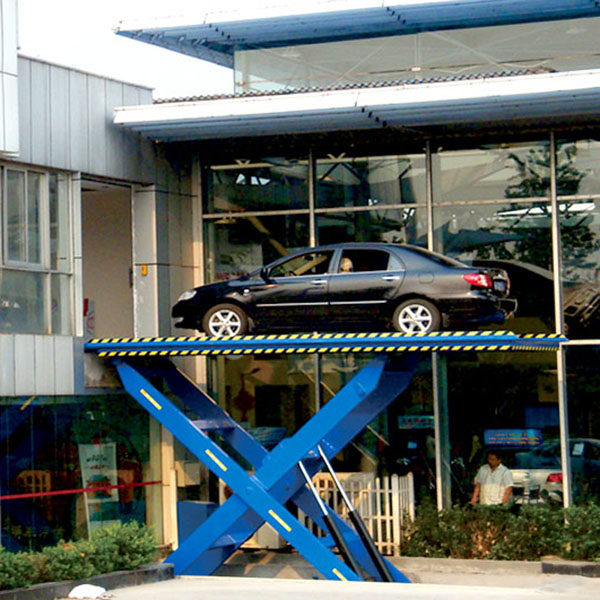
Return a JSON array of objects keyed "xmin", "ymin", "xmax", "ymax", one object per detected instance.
[{"xmin": 78, "ymin": 442, "xmax": 120, "ymax": 534}]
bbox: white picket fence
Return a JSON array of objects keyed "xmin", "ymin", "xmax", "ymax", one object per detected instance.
[{"xmin": 300, "ymin": 472, "xmax": 415, "ymax": 556}]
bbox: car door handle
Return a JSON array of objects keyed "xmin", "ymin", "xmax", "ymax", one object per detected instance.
[
  {"xmin": 382, "ymin": 275, "xmax": 400, "ymax": 282},
  {"xmin": 311, "ymin": 279, "xmax": 327, "ymax": 286}
]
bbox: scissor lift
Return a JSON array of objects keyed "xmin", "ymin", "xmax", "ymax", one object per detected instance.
[{"xmin": 85, "ymin": 331, "xmax": 564, "ymax": 583}]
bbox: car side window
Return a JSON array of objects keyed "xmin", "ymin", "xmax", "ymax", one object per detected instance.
[
  {"xmin": 270, "ymin": 251, "xmax": 333, "ymax": 278},
  {"xmin": 338, "ymin": 249, "xmax": 391, "ymax": 273},
  {"xmin": 587, "ymin": 444, "xmax": 600, "ymax": 461}
]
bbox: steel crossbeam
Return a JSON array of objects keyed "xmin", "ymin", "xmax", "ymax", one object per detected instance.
[{"xmin": 84, "ymin": 331, "xmax": 566, "ymax": 583}]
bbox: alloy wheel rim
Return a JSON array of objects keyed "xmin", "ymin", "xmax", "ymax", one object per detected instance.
[
  {"xmin": 208, "ymin": 309, "xmax": 242, "ymax": 337},
  {"xmin": 398, "ymin": 304, "xmax": 433, "ymax": 333}
]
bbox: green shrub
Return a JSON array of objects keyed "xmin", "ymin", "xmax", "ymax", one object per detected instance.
[
  {"xmin": 561, "ymin": 504, "xmax": 600, "ymax": 561},
  {"xmin": 0, "ymin": 548, "xmax": 41, "ymax": 590},
  {"xmin": 40, "ymin": 542, "xmax": 95, "ymax": 582},
  {"xmin": 89, "ymin": 521, "xmax": 157, "ymax": 570},
  {"xmin": 400, "ymin": 503, "xmax": 600, "ymax": 561},
  {"xmin": 489, "ymin": 505, "xmax": 562, "ymax": 560},
  {"xmin": 0, "ymin": 522, "xmax": 157, "ymax": 591}
]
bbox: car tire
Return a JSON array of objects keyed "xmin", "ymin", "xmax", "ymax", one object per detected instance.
[
  {"xmin": 392, "ymin": 299, "xmax": 441, "ymax": 334},
  {"xmin": 202, "ymin": 303, "xmax": 249, "ymax": 337}
]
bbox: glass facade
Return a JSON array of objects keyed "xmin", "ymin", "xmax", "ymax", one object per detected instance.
[
  {"xmin": 200, "ymin": 135, "xmax": 600, "ymax": 508},
  {"xmin": 0, "ymin": 395, "xmax": 151, "ymax": 552},
  {"xmin": 234, "ymin": 17, "xmax": 600, "ymax": 92},
  {"xmin": 0, "ymin": 166, "xmax": 73, "ymax": 335}
]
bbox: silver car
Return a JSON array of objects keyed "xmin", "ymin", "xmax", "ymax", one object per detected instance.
[{"xmin": 512, "ymin": 438, "xmax": 600, "ymax": 503}]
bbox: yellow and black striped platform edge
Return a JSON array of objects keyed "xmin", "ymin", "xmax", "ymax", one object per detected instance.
[
  {"xmin": 87, "ymin": 331, "xmax": 565, "ymax": 358},
  {"xmin": 89, "ymin": 330, "xmax": 522, "ymax": 345}
]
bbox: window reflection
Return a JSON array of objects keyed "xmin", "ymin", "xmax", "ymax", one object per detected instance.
[
  {"xmin": 316, "ymin": 207, "xmax": 427, "ymax": 246},
  {"xmin": 433, "ymin": 202, "xmax": 554, "ymax": 333},
  {"xmin": 557, "ymin": 140, "xmax": 600, "ymax": 339},
  {"xmin": 316, "ymin": 155, "xmax": 426, "ymax": 209},
  {"xmin": 207, "ymin": 160, "xmax": 309, "ymax": 213},
  {"xmin": 434, "ymin": 143, "xmax": 550, "ymax": 203},
  {"xmin": 204, "ymin": 214, "xmax": 310, "ymax": 282}
]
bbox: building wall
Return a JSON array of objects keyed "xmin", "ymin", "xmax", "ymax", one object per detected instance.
[
  {"xmin": 16, "ymin": 56, "xmax": 156, "ymax": 182},
  {"xmin": 0, "ymin": 57, "xmax": 195, "ymax": 399}
]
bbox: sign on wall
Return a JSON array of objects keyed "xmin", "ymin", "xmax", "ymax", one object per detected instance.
[{"xmin": 78, "ymin": 442, "xmax": 120, "ymax": 534}]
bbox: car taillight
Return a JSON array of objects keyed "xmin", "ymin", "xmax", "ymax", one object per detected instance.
[
  {"xmin": 546, "ymin": 473, "xmax": 563, "ymax": 483},
  {"xmin": 463, "ymin": 273, "xmax": 492, "ymax": 288}
]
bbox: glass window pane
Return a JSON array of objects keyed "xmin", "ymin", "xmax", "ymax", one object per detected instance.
[
  {"xmin": 556, "ymin": 140, "xmax": 600, "ymax": 340},
  {"xmin": 207, "ymin": 160, "xmax": 308, "ymax": 213},
  {"xmin": 433, "ymin": 201, "xmax": 554, "ymax": 333},
  {"xmin": 447, "ymin": 352, "xmax": 558, "ymax": 505},
  {"xmin": 0, "ymin": 269, "xmax": 45, "ymax": 334},
  {"xmin": 0, "ymin": 395, "xmax": 151, "ymax": 551},
  {"xmin": 566, "ymin": 345, "xmax": 600, "ymax": 505},
  {"xmin": 316, "ymin": 207, "xmax": 427, "ymax": 246},
  {"xmin": 316, "ymin": 155, "xmax": 426, "ymax": 209},
  {"xmin": 433, "ymin": 142, "xmax": 551, "ymax": 204},
  {"xmin": 49, "ymin": 173, "xmax": 71, "ymax": 272},
  {"xmin": 5, "ymin": 170, "xmax": 26, "ymax": 262},
  {"xmin": 204, "ymin": 214, "xmax": 310, "ymax": 282},
  {"xmin": 214, "ymin": 355, "xmax": 317, "ymax": 440},
  {"xmin": 27, "ymin": 172, "xmax": 42, "ymax": 264},
  {"xmin": 51, "ymin": 273, "xmax": 71, "ymax": 335}
]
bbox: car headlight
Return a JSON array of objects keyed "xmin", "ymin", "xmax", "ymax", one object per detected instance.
[{"xmin": 177, "ymin": 290, "xmax": 197, "ymax": 302}]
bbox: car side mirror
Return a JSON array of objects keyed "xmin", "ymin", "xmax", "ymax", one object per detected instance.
[{"xmin": 260, "ymin": 267, "xmax": 271, "ymax": 282}]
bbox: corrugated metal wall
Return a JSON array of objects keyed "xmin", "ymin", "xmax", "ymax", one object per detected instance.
[
  {"xmin": 0, "ymin": 334, "xmax": 74, "ymax": 396},
  {"xmin": 16, "ymin": 56, "xmax": 156, "ymax": 182}
]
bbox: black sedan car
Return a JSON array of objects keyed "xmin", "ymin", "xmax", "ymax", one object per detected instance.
[{"xmin": 172, "ymin": 243, "xmax": 517, "ymax": 337}]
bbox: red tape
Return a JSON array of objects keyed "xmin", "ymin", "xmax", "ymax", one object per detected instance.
[{"xmin": 0, "ymin": 480, "xmax": 161, "ymax": 501}]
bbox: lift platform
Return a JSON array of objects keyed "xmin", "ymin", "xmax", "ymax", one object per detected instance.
[{"xmin": 85, "ymin": 330, "xmax": 565, "ymax": 583}]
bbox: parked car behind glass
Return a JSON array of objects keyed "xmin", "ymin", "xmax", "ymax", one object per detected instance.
[
  {"xmin": 172, "ymin": 243, "xmax": 517, "ymax": 337},
  {"xmin": 513, "ymin": 438, "xmax": 600, "ymax": 503}
]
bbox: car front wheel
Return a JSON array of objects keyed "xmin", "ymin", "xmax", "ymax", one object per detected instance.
[
  {"xmin": 393, "ymin": 299, "xmax": 441, "ymax": 334},
  {"xmin": 202, "ymin": 304, "xmax": 249, "ymax": 337}
]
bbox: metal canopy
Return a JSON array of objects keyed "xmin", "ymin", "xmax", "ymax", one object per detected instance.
[
  {"xmin": 113, "ymin": 69, "xmax": 600, "ymax": 141},
  {"xmin": 115, "ymin": 1, "xmax": 600, "ymax": 68}
]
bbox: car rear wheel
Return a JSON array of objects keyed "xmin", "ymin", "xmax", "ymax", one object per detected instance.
[
  {"xmin": 393, "ymin": 299, "xmax": 441, "ymax": 334},
  {"xmin": 202, "ymin": 304, "xmax": 248, "ymax": 337}
]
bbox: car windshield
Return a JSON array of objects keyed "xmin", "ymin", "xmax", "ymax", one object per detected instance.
[{"xmin": 402, "ymin": 245, "xmax": 468, "ymax": 268}]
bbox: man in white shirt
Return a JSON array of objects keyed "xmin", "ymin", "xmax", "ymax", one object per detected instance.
[{"xmin": 470, "ymin": 451, "xmax": 514, "ymax": 506}]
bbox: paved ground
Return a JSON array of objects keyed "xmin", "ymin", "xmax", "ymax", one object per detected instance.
[
  {"xmin": 107, "ymin": 574, "xmax": 600, "ymax": 600},
  {"xmin": 101, "ymin": 553, "xmax": 600, "ymax": 600}
]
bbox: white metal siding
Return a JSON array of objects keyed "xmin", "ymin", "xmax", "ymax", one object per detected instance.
[
  {"xmin": 17, "ymin": 56, "xmax": 156, "ymax": 182},
  {"xmin": 0, "ymin": 334, "xmax": 75, "ymax": 396}
]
